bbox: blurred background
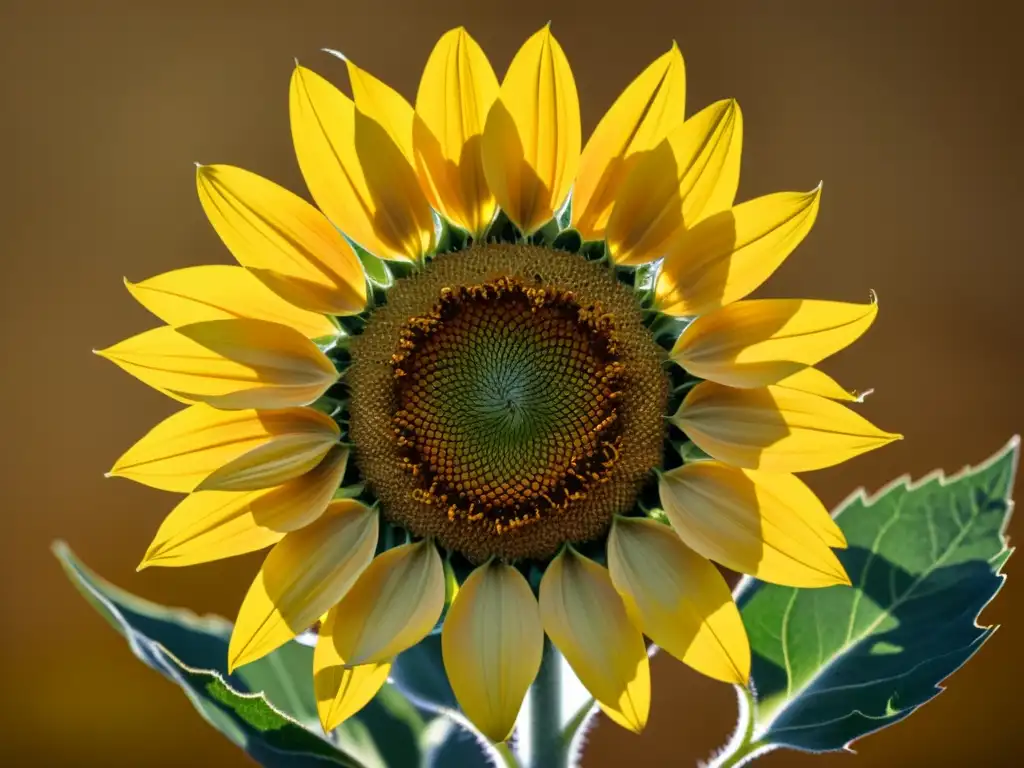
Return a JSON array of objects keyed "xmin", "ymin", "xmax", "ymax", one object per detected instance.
[{"xmin": 1, "ymin": 0, "xmax": 1021, "ymax": 765}]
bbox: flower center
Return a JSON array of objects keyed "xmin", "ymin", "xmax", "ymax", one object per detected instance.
[
  {"xmin": 393, "ymin": 277, "xmax": 625, "ymax": 529},
  {"xmin": 348, "ymin": 243, "xmax": 668, "ymax": 562}
]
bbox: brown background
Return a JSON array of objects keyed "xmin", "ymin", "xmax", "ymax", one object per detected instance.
[{"xmin": 1, "ymin": 0, "xmax": 1021, "ymax": 765}]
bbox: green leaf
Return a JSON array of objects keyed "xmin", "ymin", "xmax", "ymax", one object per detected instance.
[
  {"xmin": 727, "ymin": 437, "xmax": 1017, "ymax": 759},
  {"xmin": 53, "ymin": 542, "xmax": 365, "ymax": 767},
  {"xmin": 391, "ymin": 634, "xmax": 457, "ymax": 711},
  {"xmin": 243, "ymin": 632, "xmax": 424, "ymax": 768},
  {"xmin": 339, "ymin": 684, "xmax": 424, "ymax": 768},
  {"xmin": 238, "ymin": 637, "xmax": 319, "ymax": 729}
]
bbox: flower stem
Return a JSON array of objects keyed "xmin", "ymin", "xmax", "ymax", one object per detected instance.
[
  {"xmin": 520, "ymin": 637, "xmax": 568, "ymax": 768},
  {"xmin": 709, "ymin": 686, "xmax": 772, "ymax": 768}
]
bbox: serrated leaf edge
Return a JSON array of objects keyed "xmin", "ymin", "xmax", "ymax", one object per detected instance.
[
  {"xmin": 727, "ymin": 435, "xmax": 1018, "ymax": 755},
  {"xmin": 53, "ymin": 541, "xmax": 363, "ymax": 767}
]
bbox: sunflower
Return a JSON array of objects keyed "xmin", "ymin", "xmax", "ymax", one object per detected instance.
[{"xmin": 97, "ymin": 25, "xmax": 900, "ymax": 743}]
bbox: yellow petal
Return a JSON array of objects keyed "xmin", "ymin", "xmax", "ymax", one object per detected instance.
[
  {"xmin": 195, "ymin": 165, "xmax": 367, "ymax": 315},
  {"xmin": 329, "ymin": 540, "xmax": 445, "ymax": 666},
  {"xmin": 290, "ymin": 65, "xmax": 435, "ymax": 262},
  {"xmin": 774, "ymin": 366, "xmax": 858, "ymax": 401},
  {"xmin": 125, "ymin": 266, "xmax": 339, "ymax": 341},
  {"xmin": 139, "ymin": 445, "xmax": 348, "ymax": 568},
  {"xmin": 654, "ymin": 188, "xmax": 821, "ymax": 317},
  {"xmin": 659, "ymin": 462, "xmax": 849, "ymax": 586},
  {"xmin": 314, "ymin": 607, "xmax": 391, "ymax": 732},
  {"xmin": 538, "ymin": 548, "xmax": 649, "ymax": 733},
  {"xmin": 96, "ymin": 319, "xmax": 338, "ymax": 409},
  {"xmin": 572, "ymin": 44, "xmax": 685, "ymax": 239},
  {"xmin": 607, "ymin": 517, "xmax": 749, "ymax": 684},
  {"xmin": 481, "ymin": 26, "xmax": 580, "ymax": 234},
  {"xmin": 414, "ymin": 27, "xmax": 499, "ymax": 236},
  {"xmin": 229, "ymin": 500, "xmax": 379, "ymax": 670},
  {"xmin": 606, "ymin": 99, "xmax": 742, "ymax": 266},
  {"xmin": 343, "ymin": 57, "xmax": 416, "ymax": 165},
  {"xmin": 672, "ymin": 382, "xmax": 900, "ymax": 471},
  {"xmin": 109, "ymin": 404, "xmax": 339, "ymax": 493},
  {"xmin": 441, "ymin": 561, "xmax": 543, "ymax": 742},
  {"xmin": 671, "ymin": 298, "xmax": 878, "ymax": 388}
]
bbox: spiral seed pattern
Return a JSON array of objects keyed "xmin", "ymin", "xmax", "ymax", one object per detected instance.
[
  {"xmin": 392, "ymin": 278, "xmax": 625, "ymax": 533},
  {"xmin": 348, "ymin": 243, "xmax": 668, "ymax": 561}
]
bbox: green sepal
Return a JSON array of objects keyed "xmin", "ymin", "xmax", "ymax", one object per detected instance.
[
  {"xmin": 325, "ymin": 341, "xmax": 352, "ymax": 370},
  {"xmin": 551, "ymin": 228, "xmax": 584, "ymax": 254},
  {"xmin": 632, "ymin": 260, "xmax": 660, "ymax": 293},
  {"xmin": 645, "ymin": 507, "xmax": 671, "ymax": 526},
  {"xmin": 367, "ymin": 282, "xmax": 389, "ymax": 310},
  {"xmin": 556, "ymin": 193, "xmax": 573, "ymax": 230},
  {"xmin": 675, "ymin": 439, "xmax": 713, "ymax": 464},
  {"xmin": 433, "ymin": 218, "xmax": 471, "ymax": 255},
  {"xmin": 579, "ymin": 239, "xmax": 608, "ymax": 263},
  {"xmin": 310, "ymin": 394, "xmax": 345, "ymax": 419},
  {"xmin": 644, "ymin": 311, "xmax": 690, "ymax": 349},
  {"xmin": 528, "ymin": 218, "xmax": 562, "ymax": 247},
  {"xmin": 714, "ymin": 437, "xmax": 1018, "ymax": 763},
  {"xmin": 310, "ymin": 317, "xmax": 343, "ymax": 349},
  {"xmin": 346, "ymin": 237, "xmax": 391, "ymax": 288},
  {"xmin": 386, "ymin": 259, "xmax": 419, "ymax": 281},
  {"xmin": 482, "ymin": 209, "xmax": 522, "ymax": 244},
  {"xmin": 336, "ymin": 315, "xmax": 367, "ymax": 337}
]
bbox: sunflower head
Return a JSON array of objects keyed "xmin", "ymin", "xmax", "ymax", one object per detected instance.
[{"xmin": 97, "ymin": 23, "xmax": 899, "ymax": 745}]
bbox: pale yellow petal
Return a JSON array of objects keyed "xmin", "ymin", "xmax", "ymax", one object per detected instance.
[
  {"xmin": 195, "ymin": 165, "xmax": 366, "ymax": 315},
  {"xmin": 290, "ymin": 65, "xmax": 435, "ymax": 262},
  {"xmin": 538, "ymin": 548, "xmax": 649, "ymax": 733},
  {"xmin": 229, "ymin": 500, "xmax": 379, "ymax": 670},
  {"xmin": 606, "ymin": 99, "xmax": 742, "ymax": 266},
  {"xmin": 481, "ymin": 26, "xmax": 580, "ymax": 234},
  {"xmin": 139, "ymin": 445, "xmax": 349, "ymax": 568},
  {"xmin": 659, "ymin": 462, "xmax": 849, "ymax": 586},
  {"xmin": 109, "ymin": 404, "xmax": 338, "ymax": 493},
  {"xmin": 607, "ymin": 517, "xmax": 750, "ymax": 684},
  {"xmin": 774, "ymin": 366, "xmax": 858, "ymax": 401},
  {"xmin": 329, "ymin": 540, "xmax": 445, "ymax": 666},
  {"xmin": 414, "ymin": 27, "xmax": 499, "ymax": 235},
  {"xmin": 654, "ymin": 188, "xmax": 821, "ymax": 317},
  {"xmin": 573, "ymin": 44, "xmax": 685, "ymax": 239},
  {"xmin": 671, "ymin": 298, "xmax": 878, "ymax": 388},
  {"xmin": 671, "ymin": 382, "xmax": 901, "ymax": 472},
  {"xmin": 198, "ymin": 432, "xmax": 340, "ymax": 493},
  {"xmin": 441, "ymin": 561, "xmax": 543, "ymax": 742},
  {"xmin": 96, "ymin": 319, "xmax": 338, "ymax": 409},
  {"xmin": 125, "ymin": 266, "xmax": 339, "ymax": 340},
  {"xmin": 314, "ymin": 607, "xmax": 391, "ymax": 732}
]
